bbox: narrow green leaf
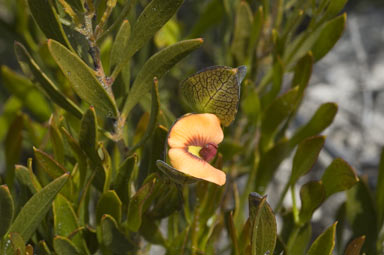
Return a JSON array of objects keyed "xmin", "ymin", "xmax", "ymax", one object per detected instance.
[
  {"xmin": 53, "ymin": 236, "xmax": 81, "ymax": 255},
  {"xmin": 346, "ymin": 180, "xmax": 377, "ymax": 254},
  {"xmin": 101, "ymin": 215, "xmax": 137, "ymax": 253},
  {"xmin": 290, "ymin": 136, "xmax": 325, "ymax": 183},
  {"xmin": 249, "ymin": 193, "xmax": 277, "ymax": 255},
  {"xmin": 260, "ymin": 87, "xmax": 299, "ymax": 151},
  {"xmin": 0, "ymin": 96, "xmax": 22, "ymax": 141},
  {"xmin": 246, "ymin": 6, "xmax": 264, "ymax": 70},
  {"xmin": 376, "ymin": 147, "xmax": 384, "ymax": 226},
  {"xmin": 53, "ymin": 194, "xmax": 86, "ymax": 252},
  {"xmin": 322, "ymin": 158, "xmax": 359, "ymax": 198},
  {"xmin": 1, "ymin": 66, "xmax": 51, "ymax": 121},
  {"xmin": 129, "ymin": 78, "xmax": 160, "ymax": 153},
  {"xmin": 127, "ymin": 176, "xmax": 159, "ymax": 231},
  {"xmin": 290, "ymin": 102, "xmax": 338, "ymax": 146},
  {"xmin": 188, "ymin": 0, "xmax": 225, "ymax": 38},
  {"xmin": 325, "ymin": 0, "xmax": 348, "ymax": 18},
  {"xmin": 79, "ymin": 107, "xmax": 98, "ymax": 161},
  {"xmin": 299, "ymin": 181, "xmax": 325, "ymax": 224},
  {"xmin": 307, "ymin": 222, "xmax": 337, "ymax": 255},
  {"xmin": 112, "ymin": 0, "xmax": 184, "ymax": 77},
  {"xmin": 48, "ymin": 39, "xmax": 118, "ymax": 117},
  {"xmin": 27, "ymin": 0, "xmax": 73, "ymax": 49},
  {"xmin": 0, "ymin": 185, "xmax": 14, "ymax": 237},
  {"xmin": 96, "ymin": 190, "xmax": 122, "ymax": 224},
  {"xmin": 286, "ymin": 223, "xmax": 312, "ymax": 255},
  {"xmin": 261, "ymin": 58, "xmax": 284, "ymax": 108},
  {"xmin": 311, "ymin": 14, "xmax": 346, "ymax": 61},
  {"xmin": 291, "ymin": 52, "xmax": 314, "ymax": 93},
  {"xmin": 149, "ymin": 182, "xmax": 182, "ymax": 219},
  {"xmin": 110, "ymin": 20, "xmax": 131, "ymax": 67},
  {"xmin": 113, "ymin": 154, "xmax": 137, "ymax": 204},
  {"xmin": 15, "ymin": 165, "xmax": 42, "ymax": 194},
  {"xmin": 14, "ymin": 42, "xmax": 83, "ymax": 119},
  {"xmin": 3, "ymin": 232, "xmax": 25, "ymax": 255},
  {"xmin": 48, "ymin": 117, "xmax": 65, "ymax": 164},
  {"xmin": 344, "ymin": 236, "xmax": 365, "ymax": 255},
  {"xmin": 34, "ymin": 147, "xmax": 67, "ymax": 179},
  {"xmin": 231, "ymin": 1, "xmax": 253, "ymax": 64},
  {"xmin": 140, "ymin": 215, "xmax": 167, "ymax": 246},
  {"xmin": 7, "ymin": 173, "xmax": 69, "ymax": 242},
  {"xmin": 4, "ymin": 114, "xmax": 23, "ymax": 186},
  {"xmin": 121, "ymin": 38, "xmax": 203, "ymax": 117}
]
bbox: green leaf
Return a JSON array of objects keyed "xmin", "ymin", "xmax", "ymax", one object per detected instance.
[
  {"xmin": 180, "ymin": 65, "xmax": 247, "ymax": 126},
  {"xmin": 286, "ymin": 223, "xmax": 312, "ymax": 255},
  {"xmin": 112, "ymin": 0, "xmax": 184, "ymax": 77},
  {"xmin": 15, "ymin": 165, "xmax": 42, "ymax": 194},
  {"xmin": 35, "ymin": 240, "xmax": 52, "ymax": 255},
  {"xmin": 53, "ymin": 194, "xmax": 86, "ymax": 252},
  {"xmin": 311, "ymin": 14, "xmax": 346, "ymax": 61},
  {"xmin": 225, "ymin": 212, "xmax": 240, "ymax": 255},
  {"xmin": 100, "ymin": 215, "xmax": 136, "ymax": 254},
  {"xmin": 231, "ymin": 1, "xmax": 253, "ymax": 64},
  {"xmin": 344, "ymin": 236, "xmax": 365, "ymax": 255},
  {"xmin": 79, "ymin": 107, "xmax": 98, "ymax": 161},
  {"xmin": 113, "ymin": 154, "xmax": 137, "ymax": 204},
  {"xmin": 139, "ymin": 215, "xmax": 167, "ymax": 246},
  {"xmin": 346, "ymin": 180, "xmax": 377, "ymax": 254},
  {"xmin": 126, "ymin": 176, "xmax": 159, "ymax": 231},
  {"xmin": 321, "ymin": 158, "xmax": 359, "ymax": 198},
  {"xmin": 48, "ymin": 117, "xmax": 65, "ymax": 165},
  {"xmin": 34, "ymin": 147, "xmax": 67, "ymax": 179},
  {"xmin": 110, "ymin": 20, "xmax": 131, "ymax": 67},
  {"xmin": 3, "ymin": 232, "xmax": 25, "ymax": 255},
  {"xmin": 96, "ymin": 190, "xmax": 122, "ymax": 224},
  {"xmin": 291, "ymin": 52, "xmax": 314, "ymax": 93},
  {"xmin": 249, "ymin": 193, "xmax": 277, "ymax": 255},
  {"xmin": 290, "ymin": 136, "xmax": 325, "ymax": 183},
  {"xmin": 26, "ymin": 0, "xmax": 73, "ymax": 49},
  {"xmin": 4, "ymin": 113, "xmax": 23, "ymax": 186},
  {"xmin": 325, "ymin": 0, "xmax": 348, "ymax": 18},
  {"xmin": 7, "ymin": 173, "xmax": 69, "ymax": 242},
  {"xmin": 376, "ymin": 147, "xmax": 384, "ymax": 226},
  {"xmin": 129, "ymin": 79, "xmax": 160, "ymax": 153},
  {"xmin": 14, "ymin": 42, "xmax": 83, "ymax": 119},
  {"xmin": 0, "ymin": 96, "xmax": 22, "ymax": 141},
  {"xmin": 53, "ymin": 236, "xmax": 81, "ymax": 255},
  {"xmin": 48, "ymin": 39, "xmax": 118, "ymax": 117},
  {"xmin": 307, "ymin": 222, "xmax": 337, "ymax": 255},
  {"xmin": 121, "ymin": 38, "xmax": 203, "ymax": 117},
  {"xmin": 154, "ymin": 18, "xmax": 180, "ymax": 48},
  {"xmin": 0, "ymin": 185, "xmax": 14, "ymax": 237},
  {"xmin": 261, "ymin": 58, "xmax": 284, "ymax": 108},
  {"xmin": 260, "ymin": 87, "xmax": 299, "ymax": 151},
  {"xmin": 187, "ymin": 0, "xmax": 225, "ymax": 38},
  {"xmin": 149, "ymin": 182, "xmax": 182, "ymax": 220},
  {"xmin": 290, "ymin": 102, "xmax": 337, "ymax": 146},
  {"xmin": 1, "ymin": 66, "xmax": 51, "ymax": 121},
  {"xmin": 299, "ymin": 181, "xmax": 325, "ymax": 224}
]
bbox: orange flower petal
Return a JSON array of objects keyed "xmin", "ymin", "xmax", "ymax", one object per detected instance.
[
  {"xmin": 168, "ymin": 148, "xmax": 226, "ymax": 186},
  {"xmin": 168, "ymin": 113, "xmax": 223, "ymax": 149}
]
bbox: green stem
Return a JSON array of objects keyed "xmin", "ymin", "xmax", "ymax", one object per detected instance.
[{"xmin": 291, "ymin": 185, "xmax": 300, "ymax": 224}]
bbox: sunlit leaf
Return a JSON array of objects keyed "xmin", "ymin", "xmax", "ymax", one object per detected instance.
[
  {"xmin": 299, "ymin": 181, "xmax": 325, "ymax": 224},
  {"xmin": 96, "ymin": 190, "xmax": 122, "ymax": 224},
  {"xmin": 307, "ymin": 222, "xmax": 337, "ymax": 255},
  {"xmin": 0, "ymin": 185, "xmax": 14, "ymax": 237},
  {"xmin": 53, "ymin": 236, "xmax": 81, "ymax": 255}
]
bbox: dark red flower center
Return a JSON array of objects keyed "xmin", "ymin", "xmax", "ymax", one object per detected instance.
[{"xmin": 199, "ymin": 143, "xmax": 218, "ymax": 162}]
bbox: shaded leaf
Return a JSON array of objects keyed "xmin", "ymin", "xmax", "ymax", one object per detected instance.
[
  {"xmin": 96, "ymin": 190, "xmax": 122, "ymax": 224},
  {"xmin": 79, "ymin": 107, "xmax": 98, "ymax": 161},
  {"xmin": 27, "ymin": 0, "xmax": 72, "ymax": 49},
  {"xmin": 7, "ymin": 173, "xmax": 69, "ymax": 242},
  {"xmin": 3, "ymin": 232, "xmax": 25, "ymax": 255},
  {"xmin": 248, "ymin": 193, "xmax": 277, "ymax": 255},
  {"xmin": 346, "ymin": 180, "xmax": 377, "ymax": 254},
  {"xmin": 286, "ymin": 223, "xmax": 311, "ymax": 255},
  {"xmin": 322, "ymin": 158, "xmax": 359, "ymax": 198},
  {"xmin": 15, "ymin": 165, "xmax": 42, "ymax": 194},
  {"xmin": 307, "ymin": 222, "xmax": 337, "ymax": 255},
  {"xmin": 311, "ymin": 14, "xmax": 346, "ymax": 61},
  {"xmin": 112, "ymin": 0, "xmax": 184, "ymax": 77},
  {"xmin": 299, "ymin": 181, "xmax": 325, "ymax": 224},
  {"xmin": 110, "ymin": 20, "xmax": 131, "ymax": 67},
  {"xmin": 101, "ymin": 215, "xmax": 137, "ymax": 254},
  {"xmin": 14, "ymin": 42, "xmax": 83, "ymax": 119},
  {"xmin": 290, "ymin": 102, "xmax": 337, "ymax": 146},
  {"xmin": 121, "ymin": 39, "xmax": 203, "ymax": 117},
  {"xmin": 260, "ymin": 87, "xmax": 298, "ymax": 151},
  {"xmin": 53, "ymin": 236, "xmax": 81, "ymax": 255},
  {"xmin": 0, "ymin": 185, "xmax": 14, "ymax": 237},
  {"xmin": 113, "ymin": 154, "xmax": 137, "ymax": 204},
  {"xmin": 34, "ymin": 148, "xmax": 67, "ymax": 179},
  {"xmin": 48, "ymin": 117, "xmax": 65, "ymax": 164},
  {"xmin": 180, "ymin": 65, "xmax": 246, "ymax": 126},
  {"xmin": 140, "ymin": 215, "xmax": 167, "ymax": 246},
  {"xmin": 290, "ymin": 136, "xmax": 325, "ymax": 183},
  {"xmin": 48, "ymin": 40, "xmax": 118, "ymax": 117},
  {"xmin": 376, "ymin": 147, "xmax": 384, "ymax": 226}
]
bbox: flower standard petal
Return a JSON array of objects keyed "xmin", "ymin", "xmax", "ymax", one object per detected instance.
[
  {"xmin": 168, "ymin": 148, "xmax": 226, "ymax": 186},
  {"xmin": 168, "ymin": 113, "xmax": 223, "ymax": 149}
]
